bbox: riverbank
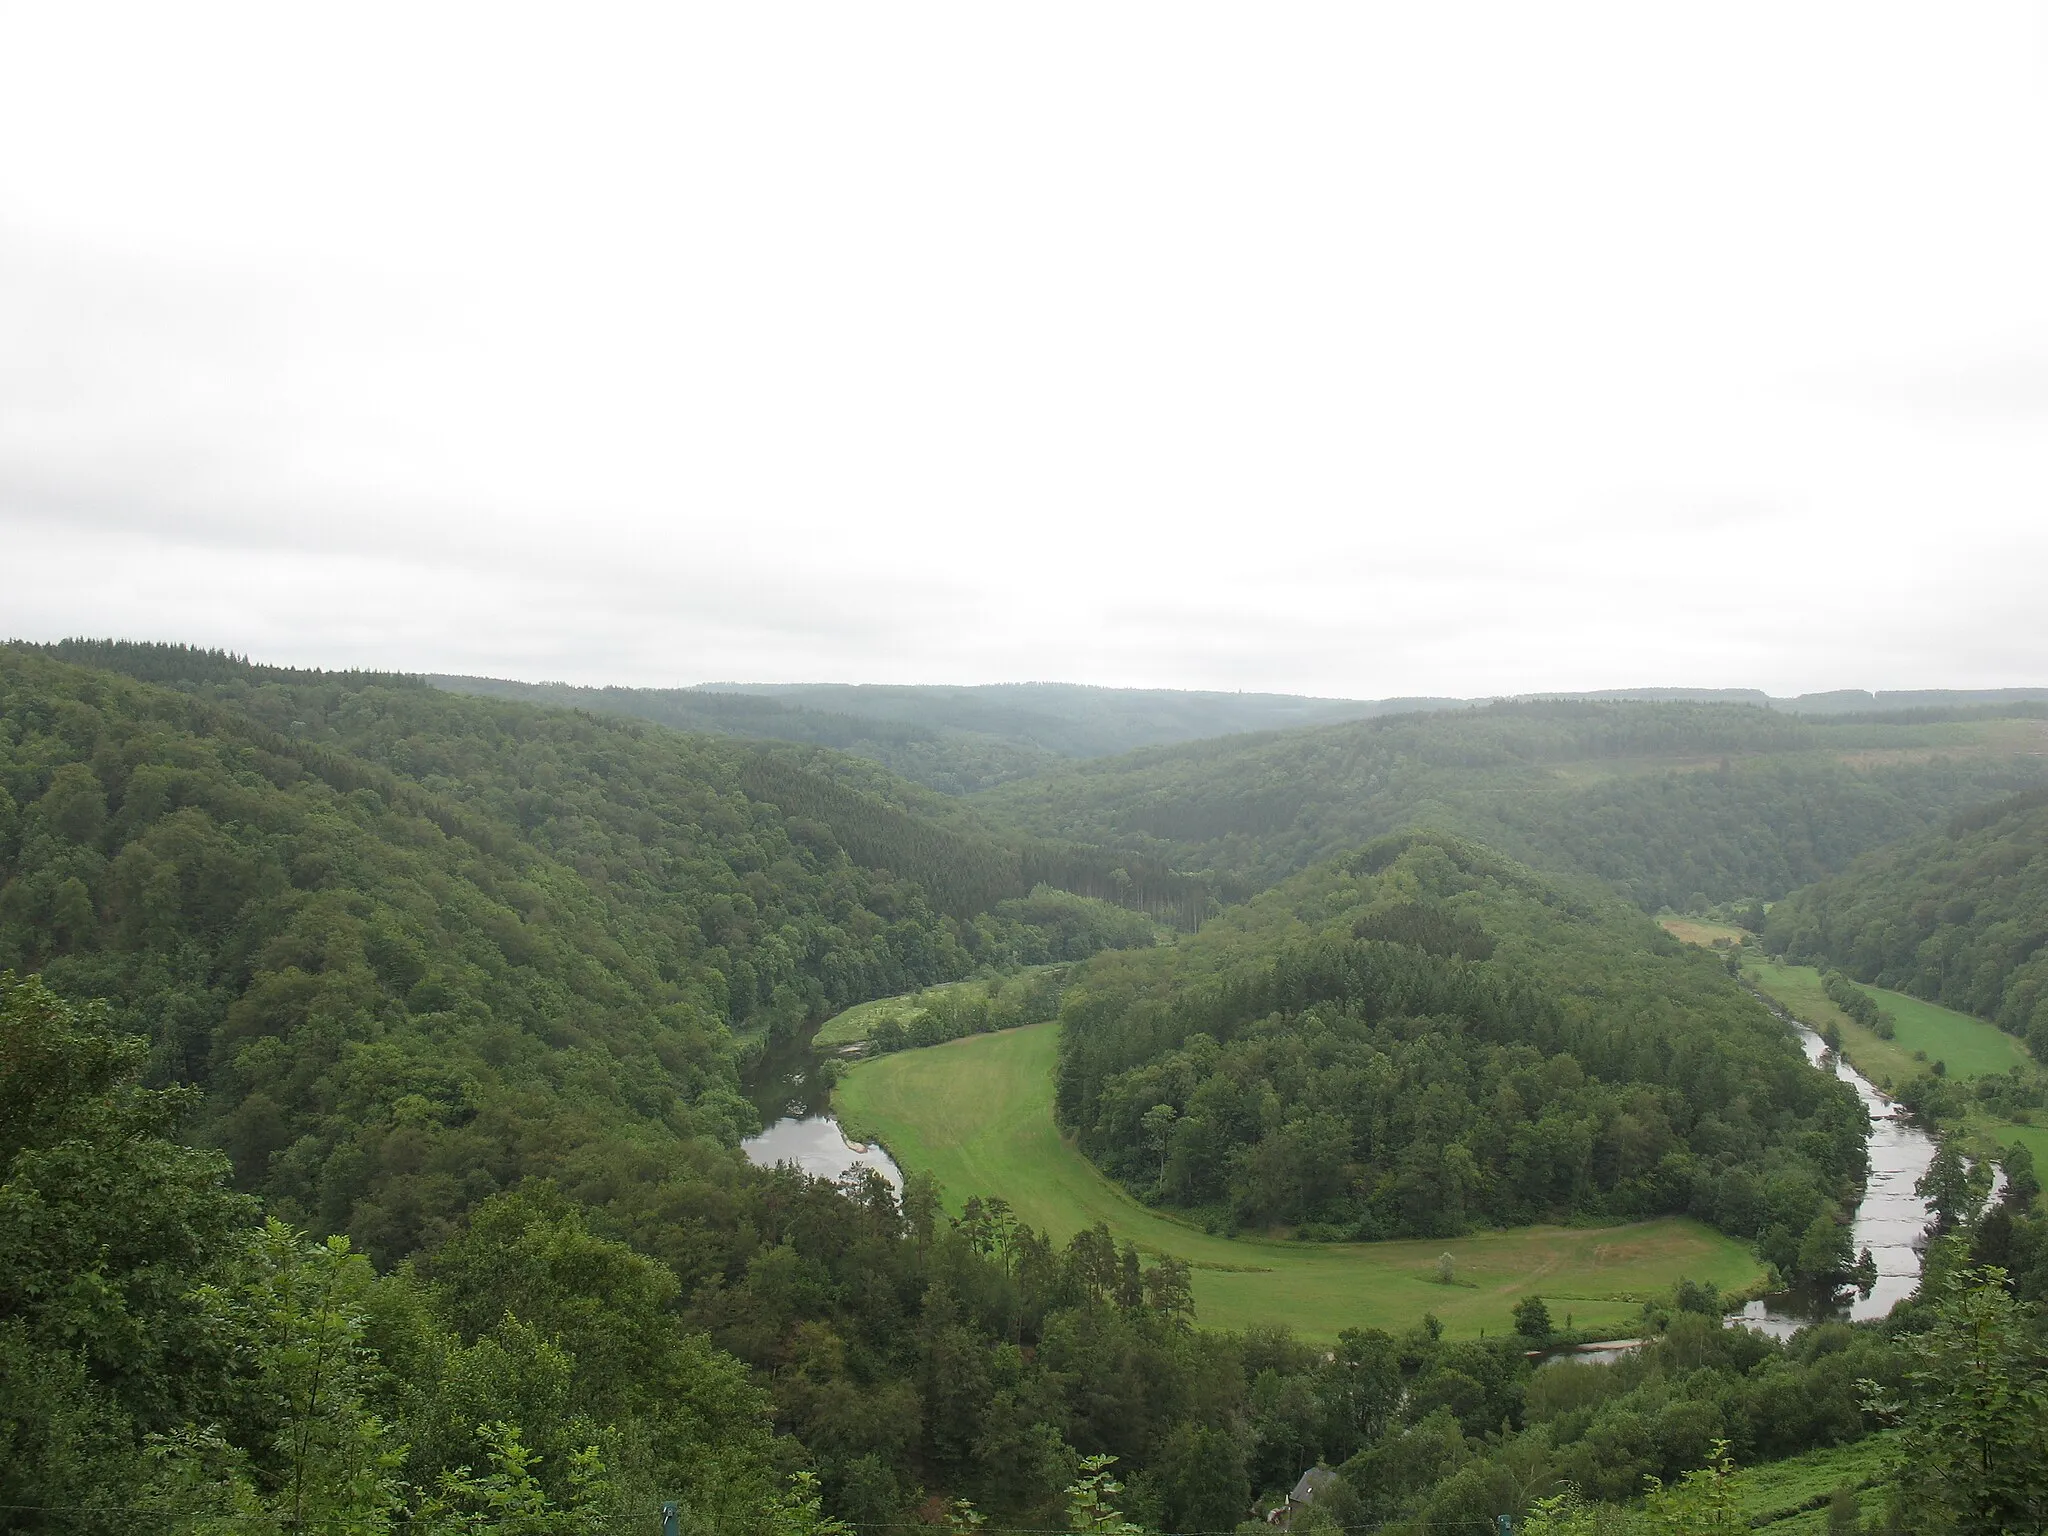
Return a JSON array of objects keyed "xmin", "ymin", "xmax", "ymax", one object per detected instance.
[
  {"xmin": 835, "ymin": 1020, "xmax": 1763, "ymax": 1341},
  {"xmin": 1743, "ymin": 959, "xmax": 2048, "ymax": 1166}
]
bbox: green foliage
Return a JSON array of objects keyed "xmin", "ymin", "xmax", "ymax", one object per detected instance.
[
  {"xmin": 0, "ymin": 648, "xmax": 1183, "ymax": 1263},
  {"xmin": 0, "ymin": 972, "xmax": 255, "ymax": 1525},
  {"xmin": 1054, "ymin": 834, "xmax": 1868, "ymax": 1240},
  {"xmin": 1890, "ymin": 1266, "xmax": 2048, "ymax": 1534},
  {"xmin": 431, "ymin": 674, "xmax": 1383, "ymax": 796},
  {"xmin": 1063, "ymin": 1454, "xmax": 1145, "ymax": 1534},
  {"xmin": 1765, "ymin": 789, "xmax": 2048, "ymax": 1052},
  {"xmin": 1515, "ymin": 1296, "xmax": 1554, "ymax": 1339},
  {"xmin": 975, "ymin": 699, "xmax": 2046, "ymax": 911}
]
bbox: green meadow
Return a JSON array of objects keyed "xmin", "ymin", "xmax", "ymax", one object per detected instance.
[
  {"xmin": 1743, "ymin": 960, "xmax": 2048, "ymax": 1163},
  {"xmin": 835, "ymin": 1021, "xmax": 1763, "ymax": 1342}
]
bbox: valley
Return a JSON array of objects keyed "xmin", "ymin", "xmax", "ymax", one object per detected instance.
[{"xmin": 835, "ymin": 1020, "xmax": 1763, "ymax": 1340}]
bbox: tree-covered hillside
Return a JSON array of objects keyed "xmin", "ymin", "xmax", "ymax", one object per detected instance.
[
  {"xmin": 0, "ymin": 646, "xmax": 1163, "ymax": 1259},
  {"xmin": 432, "ymin": 675, "xmax": 1407, "ymax": 794},
  {"xmin": 1765, "ymin": 787, "xmax": 2048, "ymax": 1054},
  {"xmin": 1056, "ymin": 833, "xmax": 1870, "ymax": 1275},
  {"xmin": 972, "ymin": 699, "xmax": 2048, "ymax": 910}
]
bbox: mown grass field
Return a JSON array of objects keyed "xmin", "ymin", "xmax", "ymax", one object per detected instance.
[
  {"xmin": 835, "ymin": 1022, "xmax": 1763, "ymax": 1342},
  {"xmin": 1658, "ymin": 916, "xmax": 1750, "ymax": 947},
  {"xmin": 1744, "ymin": 961, "xmax": 2031, "ymax": 1080},
  {"xmin": 1743, "ymin": 960, "xmax": 2048, "ymax": 1164}
]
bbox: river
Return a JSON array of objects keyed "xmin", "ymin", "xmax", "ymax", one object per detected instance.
[
  {"xmin": 733, "ymin": 998, "xmax": 1940, "ymax": 1335},
  {"xmin": 1730, "ymin": 1000, "xmax": 1941, "ymax": 1337},
  {"xmin": 738, "ymin": 1020, "xmax": 903, "ymax": 1195}
]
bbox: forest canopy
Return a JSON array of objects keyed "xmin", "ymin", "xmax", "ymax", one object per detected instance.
[
  {"xmin": 0, "ymin": 647, "xmax": 1169, "ymax": 1261},
  {"xmin": 1765, "ymin": 787, "xmax": 2048, "ymax": 1056},
  {"xmin": 1054, "ymin": 833, "xmax": 1870, "ymax": 1275},
  {"xmin": 971, "ymin": 699, "xmax": 2048, "ymax": 911}
]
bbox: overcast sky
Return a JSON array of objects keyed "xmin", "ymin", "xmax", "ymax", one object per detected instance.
[{"xmin": 3, "ymin": 4, "xmax": 2046, "ymax": 697}]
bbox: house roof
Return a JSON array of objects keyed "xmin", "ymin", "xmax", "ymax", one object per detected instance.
[{"xmin": 1289, "ymin": 1467, "xmax": 1337, "ymax": 1504}]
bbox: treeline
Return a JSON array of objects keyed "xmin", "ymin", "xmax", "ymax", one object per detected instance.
[
  {"xmin": 739, "ymin": 750, "xmax": 1212, "ymax": 926},
  {"xmin": 0, "ymin": 648, "xmax": 1163, "ymax": 1261},
  {"xmin": 431, "ymin": 675, "xmax": 1386, "ymax": 795},
  {"xmin": 28, "ymin": 974, "xmax": 2048, "ymax": 1536},
  {"xmin": 18, "ymin": 973, "xmax": 2048, "ymax": 1535},
  {"xmin": 974, "ymin": 699, "xmax": 2048, "ymax": 911},
  {"xmin": 437, "ymin": 673, "xmax": 1063, "ymax": 794},
  {"xmin": 1054, "ymin": 834, "xmax": 1870, "ymax": 1274},
  {"xmin": 1822, "ymin": 969, "xmax": 1897, "ymax": 1038},
  {"xmin": 19, "ymin": 636, "xmax": 430, "ymax": 691},
  {"xmin": 866, "ymin": 967, "xmax": 1070, "ymax": 1054},
  {"xmin": 1765, "ymin": 788, "xmax": 2048, "ymax": 1058}
]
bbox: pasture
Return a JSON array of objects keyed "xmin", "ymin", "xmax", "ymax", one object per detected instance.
[
  {"xmin": 1743, "ymin": 960, "xmax": 2048, "ymax": 1164},
  {"xmin": 1659, "ymin": 916, "xmax": 1750, "ymax": 947},
  {"xmin": 1744, "ymin": 962, "xmax": 2032, "ymax": 1081},
  {"xmin": 835, "ymin": 1021, "xmax": 1762, "ymax": 1342}
]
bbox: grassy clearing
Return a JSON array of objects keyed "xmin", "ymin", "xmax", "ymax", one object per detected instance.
[
  {"xmin": 1743, "ymin": 960, "xmax": 2048, "ymax": 1162},
  {"xmin": 814, "ymin": 966, "xmax": 1065, "ymax": 1049},
  {"xmin": 835, "ymin": 1022, "xmax": 1762, "ymax": 1342},
  {"xmin": 1727, "ymin": 1433, "xmax": 1893, "ymax": 1530},
  {"xmin": 1744, "ymin": 962, "xmax": 2031, "ymax": 1081},
  {"xmin": 1659, "ymin": 917, "xmax": 1750, "ymax": 947},
  {"xmin": 814, "ymin": 994, "xmax": 924, "ymax": 1049}
]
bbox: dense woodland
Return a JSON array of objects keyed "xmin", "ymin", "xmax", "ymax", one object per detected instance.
[
  {"xmin": 1765, "ymin": 788, "xmax": 2048, "ymax": 1056},
  {"xmin": 1056, "ymin": 834, "xmax": 1871, "ymax": 1278},
  {"xmin": 974, "ymin": 700, "xmax": 2048, "ymax": 911},
  {"xmin": 8, "ymin": 641, "xmax": 2048, "ymax": 1533},
  {"xmin": 0, "ymin": 647, "xmax": 1189, "ymax": 1260},
  {"xmin": 433, "ymin": 675, "xmax": 1391, "ymax": 795}
]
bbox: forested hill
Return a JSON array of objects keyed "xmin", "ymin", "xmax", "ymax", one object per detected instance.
[
  {"xmin": 0, "ymin": 646, "xmax": 1170, "ymax": 1258},
  {"xmin": 972, "ymin": 699, "xmax": 2048, "ymax": 910},
  {"xmin": 1056, "ymin": 832, "xmax": 1870, "ymax": 1276},
  {"xmin": 432, "ymin": 675, "xmax": 1409, "ymax": 793},
  {"xmin": 1765, "ymin": 787, "xmax": 2048, "ymax": 1051}
]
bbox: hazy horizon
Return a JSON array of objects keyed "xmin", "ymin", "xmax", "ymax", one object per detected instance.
[{"xmin": 5, "ymin": 5, "xmax": 2046, "ymax": 695}]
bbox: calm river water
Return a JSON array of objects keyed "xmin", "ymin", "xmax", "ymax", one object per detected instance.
[
  {"xmin": 1730, "ymin": 1002, "xmax": 1940, "ymax": 1336},
  {"xmin": 739, "ymin": 1021, "xmax": 903, "ymax": 1195},
  {"xmin": 734, "ymin": 997, "xmax": 1943, "ymax": 1336}
]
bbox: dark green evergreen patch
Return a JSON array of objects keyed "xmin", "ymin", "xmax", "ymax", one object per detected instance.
[{"xmin": 1056, "ymin": 834, "xmax": 1869, "ymax": 1275}]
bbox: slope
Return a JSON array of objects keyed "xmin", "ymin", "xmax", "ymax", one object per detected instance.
[
  {"xmin": 1763, "ymin": 787, "xmax": 2048, "ymax": 1052},
  {"xmin": 970, "ymin": 698, "xmax": 2048, "ymax": 909},
  {"xmin": 0, "ymin": 646, "xmax": 1176, "ymax": 1260},
  {"xmin": 1048, "ymin": 831, "xmax": 1871, "ymax": 1281}
]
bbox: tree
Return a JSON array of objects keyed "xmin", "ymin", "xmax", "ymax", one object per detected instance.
[
  {"xmin": 1640, "ymin": 1439, "xmax": 1745, "ymax": 1535},
  {"xmin": 1796, "ymin": 1214, "xmax": 1853, "ymax": 1285},
  {"xmin": 1890, "ymin": 1266, "xmax": 2048, "ymax": 1534},
  {"xmin": 1513, "ymin": 1296, "xmax": 1553, "ymax": 1339},
  {"xmin": 1140, "ymin": 1103, "xmax": 1177, "ymax": 1189},
  {"xmin": 1064, "ymin": 1454, "xmax": 1144, "ymax": 1534},
  {"xmin": 149, "ymin": 1223, "xmax": 403, "ymax": 1535},
  {"xmin": 1917, "ymin": 1136, "xmax": 1975, "ymax": 1232},
  {"xmin": 0, "ymin": 973, "xmax": 252, "ymax": 1527},
  {"xmin": 412, "ymin": 1424, "xmax": 613, "ymax": 1535}
]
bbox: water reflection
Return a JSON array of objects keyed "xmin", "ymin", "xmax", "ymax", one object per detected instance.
[
  {"xmin": 1732, "ymin": 1003, "xmax": 1939, "ymax": 1336},
  {"xmin": 738, "ymin": 1020, "xmax": 903, "ymax": 1195}
]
